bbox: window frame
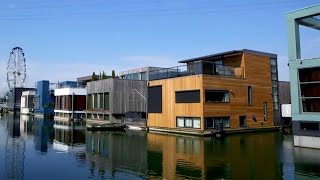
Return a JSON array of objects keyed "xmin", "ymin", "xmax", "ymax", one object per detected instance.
[{"xmin": 176, "ymin": 117, "xmax": 201, "ymax": 129}]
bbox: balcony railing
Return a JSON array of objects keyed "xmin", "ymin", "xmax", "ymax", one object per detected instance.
[{"xmin": 149, "ymin": 62, "xmax": 244, "ymax": 80}]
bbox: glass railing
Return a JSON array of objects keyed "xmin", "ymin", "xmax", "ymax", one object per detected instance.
[{"xmin": 149, "ymin": 62, "xmax": 244, "ymax": 80}]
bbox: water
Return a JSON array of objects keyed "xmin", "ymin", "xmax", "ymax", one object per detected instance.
[{"xmin": 0, "ymin": 114, "xmax": 320, "ymax": 180}]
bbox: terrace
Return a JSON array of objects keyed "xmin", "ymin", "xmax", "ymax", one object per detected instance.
[{"xmin": 149, "ymin": 61, "xmax": 244, "ymax": 81}]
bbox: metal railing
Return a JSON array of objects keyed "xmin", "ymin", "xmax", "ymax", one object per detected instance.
[{"xmin": 149, "ymin": 62, "xmax": 244, "ymax": 80}]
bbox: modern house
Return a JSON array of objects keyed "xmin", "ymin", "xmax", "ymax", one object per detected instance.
[
  {"xmin": 119, "ymin": 67, "xmax": 164, "ymax": 81},
  {"xmin": 86, "ymin": 78, "xmax": 147, "ymax": 127},
  {"xmin": 54, "ymin": 81, "xmax": 87, "ymax": 121},
  {"xmin": 33, "ymin": 80, "xmax": 56, "ymax": 118},
  {"xmin": 147, "ymin": 49, "xmax": 278, "ymax": 135},
  {"xmin": 20, "ymin": 90, "xmax": 36, "ymax": 115},
  {"xmin": 287, "ymin": 5, "xmax": 320, "ymax": 149}
]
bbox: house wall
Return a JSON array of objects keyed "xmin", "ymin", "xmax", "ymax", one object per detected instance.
[{"xmin": 148, "ymin": 75, "xmax": 204, "ymax": 130}]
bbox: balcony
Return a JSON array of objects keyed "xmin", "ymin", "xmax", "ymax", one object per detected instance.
[{"xmin": 149, "ymin": 61, "xmax": 244, "ymax": 80}]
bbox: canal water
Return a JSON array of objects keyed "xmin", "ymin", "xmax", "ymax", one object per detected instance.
[{"xmin": 0, "ymin": 114, "xmax": 320, "ymax": 180}]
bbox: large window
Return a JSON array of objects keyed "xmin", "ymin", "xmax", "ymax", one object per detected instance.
[
  {"xmin": 133, "ymin": 73, "xmax": 139, "ymax": 80},
  {"xmin": 176, "ymin": 117, "xmax": 201, "ymax": 128},
  {"xmin": 104, "ymin": 93, "xmax": 109, "ymax": 110},
  {"xmin": 141, "ymin": 72, "xmax": 147, "ymax": 80},
  {"xmin": 205, "ymin": 90, "xmax": 229, "ymax": 102},
  {"xmin": 98, "ymin": 93, "xmax": 103, "ymax": 109},
  {"xmin": 205, "ymin": 117, "xmax": 230, "ymax": 128},
  {"xmin": 148, "ymin": 85, "xmax": 162, "ymax": 113},
  {"xmin": 176, "ymin": 90, "xmax": 200, "ymax": 103},
  {"xmin": 299, "ymin": 67, "xmax": 320, "ymax": 112}
]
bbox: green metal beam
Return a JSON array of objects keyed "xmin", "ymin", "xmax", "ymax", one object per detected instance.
[
  {"xmin": 287, "ymin": 4, "xmax": 320, "ymax": 20},
  {"xmin": 297, "ymin": 17, "xmax": 320, "ymax": 30}
]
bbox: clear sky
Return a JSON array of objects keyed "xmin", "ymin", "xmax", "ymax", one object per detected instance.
[{"xmin": 0, "ymin": 0, "xmax": 319, "ymax": 94}]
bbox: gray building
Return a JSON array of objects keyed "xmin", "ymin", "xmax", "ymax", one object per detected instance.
[
  {"xmin": 86, "ymin": 79, "xmax": 147, "ymax": 125},
  {"xmin": 119, "ymin": 67, "xmax": 163, "ymax": 81}
]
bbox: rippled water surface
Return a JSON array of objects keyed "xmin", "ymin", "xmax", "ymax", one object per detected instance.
[{"xmin": 0, "ymin": 114, "xmax": 320, "ymax": 179}]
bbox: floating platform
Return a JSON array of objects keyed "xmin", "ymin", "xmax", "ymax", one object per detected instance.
[{"xmin": 86, "ymin": 123, "xmax": 126, "ymax": 131}]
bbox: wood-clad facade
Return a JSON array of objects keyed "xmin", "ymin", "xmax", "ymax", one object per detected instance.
[
  {"xmin": 86, "ymin": 79, "xmax": 148, "ymax": 124},
  {"xmin": 148, "ymin": 50, "xmax": 278, "ymax": 133}
]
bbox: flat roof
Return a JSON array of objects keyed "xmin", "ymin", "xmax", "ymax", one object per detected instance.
[{"xmin": 178, "ymin": 49, "xmax": 277, "ymax": 63}]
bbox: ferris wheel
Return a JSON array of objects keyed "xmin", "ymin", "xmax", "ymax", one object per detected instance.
[{"xmin": 6, "ymin": 47, "xmax": 27, "ymax": 90}]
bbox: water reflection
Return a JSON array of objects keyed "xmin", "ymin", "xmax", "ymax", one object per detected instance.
[
  {"xmin": 4, "ymin": 113, "xmax": 25, "ymax": 180},
  {"xmin": 85, "ymin": 130, "xmax": 148, "ymax": 179},
  {"xmin": 1, "ymin": 115, "xmax": 320, "ymax": 179}
]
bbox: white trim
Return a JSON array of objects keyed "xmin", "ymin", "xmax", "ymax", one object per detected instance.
[
  {"xmin": 294, "ymin": 135, "xmax": 320, "ymax": 149},
  {"xmin": 54, "ymin": 88, "xmax": 87, "ymax": 96},
  {"xmin": 54, "ymin": 110, "xmax": 85, "ymax": 113}
]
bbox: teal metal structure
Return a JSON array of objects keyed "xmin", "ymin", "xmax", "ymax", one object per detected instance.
[{"xmin": 287, "ymin": 4, "xmax": 320, "ymax": 148}]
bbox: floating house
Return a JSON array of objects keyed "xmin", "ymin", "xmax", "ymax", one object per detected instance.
[
  {"xmin": 147, "ymin": 49, "xmax": 279, "ymax": 135},
  {"xmin": 287, "ymin": 5, "xmax": 320, "ymax": 149},
  {"xmin": 54, "ymin": 81, "xmax": 87, "ymax": 121},
  {"xmin": 86, "ymin": 78, "xmax": 147, "ymax": 127},
  {"xmin": 33, "ymin": 80, "xmax": 56, "ymax": 118},
  {"xmin": 20, "ymin": 90, "xmax": 36, "ymax": 115}
]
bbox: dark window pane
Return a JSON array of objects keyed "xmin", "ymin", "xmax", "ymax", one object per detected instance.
[
  {"xmin": 300, "ymin": 122, "xmax": 319, "ymax": 131},
  {"xmin": 176, "ymin": 90, "xmax": 200, "ymax": 103},
  {"xmin": 248, "ymin": 86, "xmax": 252, "ymax": 106},
  {"xmin": 205, "ymin": 90, "xmax": 229, "ymax": 102},
  {"xmin": 148, "ymin": 86, "xmax": 162, "ymax": 113}
]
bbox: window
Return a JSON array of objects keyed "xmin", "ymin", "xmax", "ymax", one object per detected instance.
[
  {"xmin": 263, "ymin": 102, "xmax": 267, "ymax": 121},
  {"xmin": 205, "ymin": 90, "xmax": 229, "ymax": 102},
  {"xmin": 98, "ymin": 93, "xmax": 103, "ymax": 109},
  {"xmin": 61, "ymin": 96, "xmax": 65, "ymax": 110},
  {"xmin": 239, "ymin": 116, "xmax": 246, "ymax": 127},
  {"xmin": 127, "ymin": 74, "xmax": 132, "ymax": 80},
  {"xmin": 141, "ymin": 72, "xmax": 147, "ymax": 80},
  {"xmin": 133, "ymin": 73, "xmax": 139, "ymax": 80},
  {"xmin": 248, "ymin": 86, "xmax": 252, "ymax": 106},
  {"xmin": 176, "ymin": 117, "xmax": 201, "ymax": 128},
  {"xmin": 176, "ymin": 90, "xmax": 200, "ymax": 103},
  {"xmin": 205, "ymin": 117, "xmax": 230, "ymax": 128},
  {"xmin": 104, "ymin": 93, "xmax": 109, "ymax": 110},
  {"xmin": 93, "ymin": 94, "xmax": 97, "ymax": 109},
  {"xmin": 148, "ymin": 86, "xmax": 162, "ymax": 113},
  {"xmin": 300, "ymin": 122, "xmax": 319, "ymax": 131}
]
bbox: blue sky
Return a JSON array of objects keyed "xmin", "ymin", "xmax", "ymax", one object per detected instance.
[{"xmin": 0, "ymin": 0, "xmax": 319, "ymax": 94}]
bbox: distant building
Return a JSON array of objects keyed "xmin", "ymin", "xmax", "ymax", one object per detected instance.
[
  {"xmin": 54, "ymin": 81, "xmax": 87, "ymax": 121},
  {"xmin": 86, "ymin": 79, "xmax": 147, "ymax": 126},
  {"xmin": 147, "ymin": 49, "xmax": 278, "ymax": 135},
  {"xmin": 33, "ymin": 80, "xmax": 55, "ymax": 117},
  {"xmin": 20, "ymin": 90, "xmax": 36, "ymax": 115},
  {"xmin": 287, "ymin": 5, "xmax": 320, "ymax": 149},
  {"xmin": 8, "ymin": 87, "xmax": 35, "ymax": 112},
  {"xmin": 119, "ymin": 67, "xmax": 164, "ymax": 81}
]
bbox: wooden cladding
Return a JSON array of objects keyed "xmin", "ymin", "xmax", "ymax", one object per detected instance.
[{"xmin": 55, "ymin": 95, "xmax": 86, "ymax": 111}]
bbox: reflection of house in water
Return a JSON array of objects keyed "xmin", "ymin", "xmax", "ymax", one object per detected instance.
[
  {"xmin": 53, "ymin": 120, "xmax": 86, "ymax": 152},
  {"xmin": 4, "ymin": 114, "xmax": 25, "ymax": 180},
  {"xmin": 294, "ymin": 147, "xmax": 320, "ymax": 178},
  {"xmin": 147, "ymin": 132, "xmax": 282, "ymax": 179},
  {"xmin": 32, "ymin": 117, "xmax": 54, "ymax": 152},
  {"xmin": 85, "ymin": 131, "xmax": 148, "ymax": 179}
]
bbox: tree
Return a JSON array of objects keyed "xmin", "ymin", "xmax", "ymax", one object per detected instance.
[
  {"xmin": 112, "ymin": 70, "xmax": 115, "ymax": 79},
  {"xmin": 102, "ymin": 71, "xmax": 107, "ymax": 79},
  {"xmin": 92, "ymin": 72, "xmax": 97, "ymax": 81}
]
